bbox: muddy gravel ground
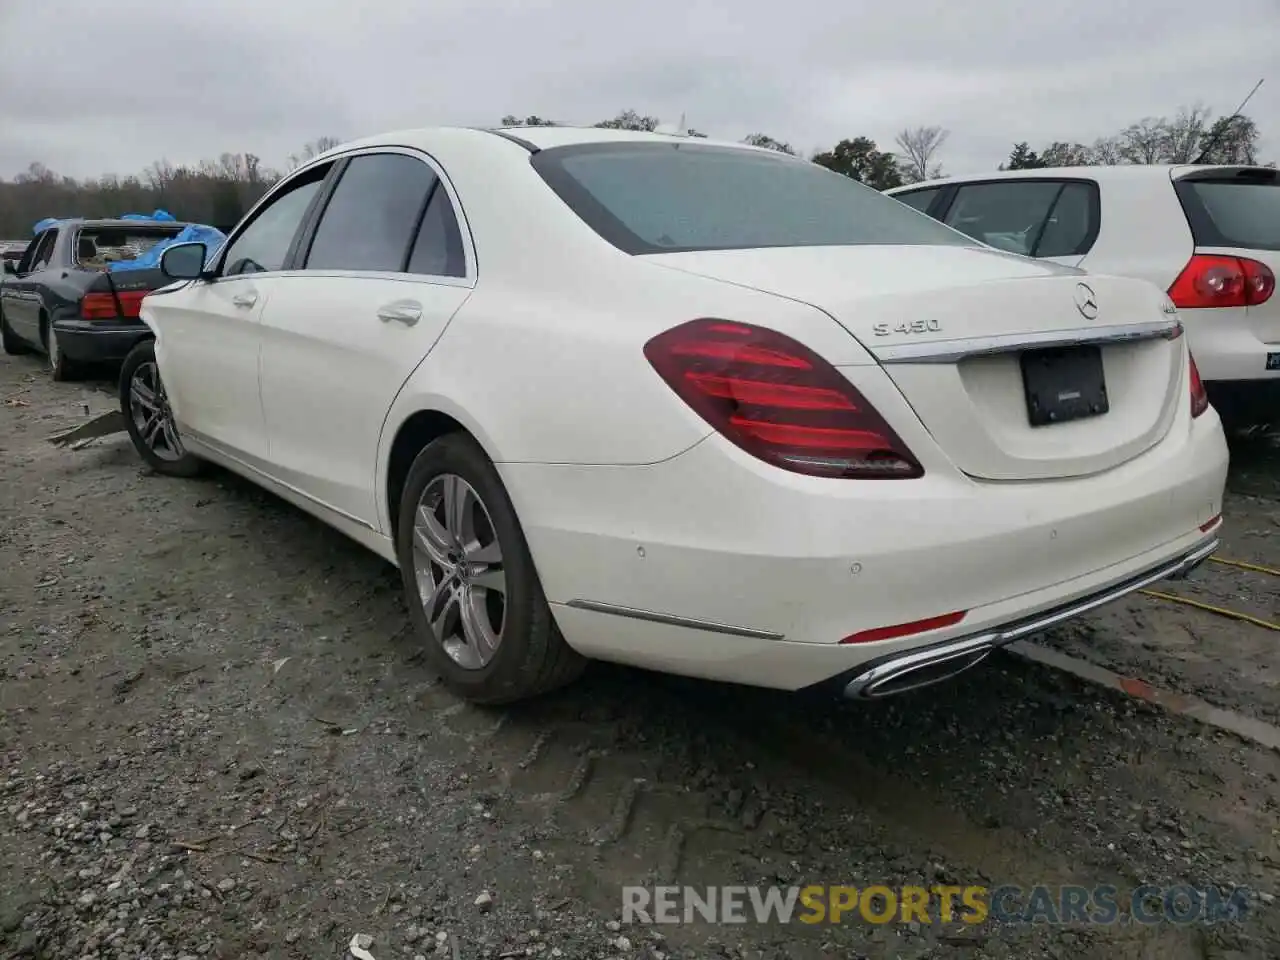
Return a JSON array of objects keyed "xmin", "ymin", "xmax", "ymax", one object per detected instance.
[{"xmin": 2, "ymin": 354, "xmax": 1279, "ymax": 960}]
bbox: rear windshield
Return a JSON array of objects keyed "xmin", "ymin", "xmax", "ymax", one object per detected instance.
[
  {"xmin": 1175, "ymin": 174, "xmax": 1280, "ymax": 251},
  {"xmin": 76, "ymin": 225, "xmax": 185, "ymax": 269},
  {"xmin": 530, "ymin": 142, "xmax": 976, "ymax": 255}
]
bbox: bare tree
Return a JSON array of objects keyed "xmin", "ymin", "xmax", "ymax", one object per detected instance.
[
  {"xmin": 1162, "ymin": 104, "xmax": 1213, "ymax": 163},
  {"xmin": 1089, "ymin": 136, "xmax": 1124, "ymax": 165},
  {"xmin": 894, "ymin": 126, "xmax": 949, "ymax": 182},
  {"xmin": 287, "ymin": 136, "xmax": 344, "ymax": 170},
  {"xmin": 1117, "ymin": 117, "xmax": 1169, "ymax": 164}
]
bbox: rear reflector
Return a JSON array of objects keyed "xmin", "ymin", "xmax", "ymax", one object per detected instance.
[
  {"xmin": 81, "ymin": 290, "xmax": 146, "ymax": 320},
  {"xmin": 1168, "ymin": 254, "xmax": 1275, "ymax": 309},
  {"xmin": 841, "ymin": 610, "xmax": 967, "ymax": 645},
  {"xmin": 1199, "ymin": 514, "xmax": 1221, "ymax": 533},
  {"xmin": 1188, "ymin": 352, "xmax": 1208, "ymax": 418},
  {"xmin": 644, "ymin": 319, "xmax": 924, "ymax": 479}
]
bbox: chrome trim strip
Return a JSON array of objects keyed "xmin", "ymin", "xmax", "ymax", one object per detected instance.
[
  {"xmin": 843, "ymin": 535, "xmax": 1219, "ymax": 699},
  {"xmin": 563, "ymin": 599, "xmax": 786, "ymax": 641},
  {"xmin": 875, "ymin": 319, "xmax": 1180, "ymax": 364}
]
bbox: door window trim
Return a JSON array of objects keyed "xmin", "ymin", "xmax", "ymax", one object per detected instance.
[
  {"xmin": 931, "ymin": 176, "xmax": 1102, "ymax": 258},
  {"xmin": 207, "ymin": 162, "xmax": 339, "ymax": 283},
  {"xmin": 285, "ymin": 145, "xmax": 476, "ymax": 288}
]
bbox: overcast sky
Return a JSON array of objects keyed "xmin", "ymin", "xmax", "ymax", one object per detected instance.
[{"xmin": 1, "ymin": 0, "xmax": 1275, "ymax": 181}]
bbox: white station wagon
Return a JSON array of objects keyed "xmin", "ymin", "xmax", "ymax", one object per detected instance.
[
  {"xmin": 120, "ymin": 126, "xmax": 1228, "ymax": 704},
  {"xmin": 887, "ymin": 165, "xmax": 1280, "ymax": 426}
]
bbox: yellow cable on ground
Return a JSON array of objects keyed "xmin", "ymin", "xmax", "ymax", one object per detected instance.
[
  {"xmin": 1210, "ymin": 556, "xmax": 1280, "ymax": 578},
  {"xmin": 1139, "ymin": 588, "xmax": 1280, "ymax": 632}
]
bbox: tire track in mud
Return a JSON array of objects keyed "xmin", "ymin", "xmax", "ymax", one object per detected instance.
[{"xmin": 407, "ymin": 668, "xmax": 1249, "ymax": 956}]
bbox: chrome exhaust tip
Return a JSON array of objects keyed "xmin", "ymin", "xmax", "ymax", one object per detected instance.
[{"xmin": 843, "ymin": 641, "xmax": 994, "ymax": 700}]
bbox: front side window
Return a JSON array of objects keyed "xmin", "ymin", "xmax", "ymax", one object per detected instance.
[
  {"xmin": 304, "ymin": 153, "xmax": 439, "ymax": 272},
  {"xmin": 221, "ymin": 167, "xmax": 328, "ymax": 277},
  {"xmin": 531, "ymin": 143, "xmax": 975, "ymax": 255}
]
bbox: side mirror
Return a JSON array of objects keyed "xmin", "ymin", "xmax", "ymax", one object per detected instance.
[
  {"xmin": 2, "ymin": 259, "xmax": 16, "ymax": 275},
  {"xmin": 160, "ymin": 242, "xmax": 209, "ymax": 281}
]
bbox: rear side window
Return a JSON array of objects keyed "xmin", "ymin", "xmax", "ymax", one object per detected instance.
[
  {"xmin": 531, "ymin": 143, "xmax": 974, "ymax": 255},
  {"xmin": 305, "ymin": 153, "xmax": 439, "ymax": 272},
  {"xmin": 1175, "ymin": 174, "xmax": 1280, "ymax": 251},
  {"xmin": 25, "ymin": 229, "xmax": 58, "ymax": 271},
  {"xmin": 894, "ymin": 187, "xmax": 943, "ymax": 214},
  {"xmin": 942, "ymin": 180, "xmax": 1098, "ymax": 258},
  {"xmin": 406, "ymin": 184, "xmax": 466, "ymax": 278}
]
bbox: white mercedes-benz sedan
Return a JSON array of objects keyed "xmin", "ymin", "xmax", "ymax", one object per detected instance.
[{"xmin": 120, "ymin": 125, "xmax": 1229, "ymax": 704}]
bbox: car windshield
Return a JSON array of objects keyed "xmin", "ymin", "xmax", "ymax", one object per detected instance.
[
  {"xmin": 531, "ymin": 142, "xmax": 976, "ymax": 255},
  {"xmin": 1175, "ymin": 174, "xmax": 1280, "ymax": 252}
]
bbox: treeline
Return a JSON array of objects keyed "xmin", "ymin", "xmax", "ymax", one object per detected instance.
[
  {"xmin": 0, "ymin": 138, "xmax": 341, "ymax": 239},
  {"xmin": 0, "ymin": 105, "xmax": 1270, "ymax": 239}
]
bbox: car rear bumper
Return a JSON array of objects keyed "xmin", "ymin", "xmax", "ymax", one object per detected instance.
[
  {"xmin": 504, "ymin": 406, "xmax": 1228, "ymax": 693},
  {"xmin": 52, "ymin": 319, "xmax": 151, "ymax": 363},
  {"xmin": 831, "ymin": 534, "xmax": 1218, "ymax": 699}
]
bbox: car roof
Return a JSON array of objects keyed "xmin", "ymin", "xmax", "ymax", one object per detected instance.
[
  {"xmin": 78, "ymin": 218, "xmax": 193, "ymax": 229},
  {"xmin": 886, "ymin": 164, "xmax": 1275, "ymax": 193},
  {"xmin": 311, "ymin": 124, "xmax": 798, "ymax": 162}
]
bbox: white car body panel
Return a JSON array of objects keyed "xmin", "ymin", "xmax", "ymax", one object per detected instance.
[
  {"xmin": 887, "ymin": 164, "xmax": 1280, "ymax": 388},
  {"xmin": 138, "ymin": 127, "xmax": 1229, "ymax": 697}
]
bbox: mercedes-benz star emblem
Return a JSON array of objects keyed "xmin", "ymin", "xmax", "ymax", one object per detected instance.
[{"xmin": 1073, "ymin": 282, "xmax": 1099, "ymax": 320}]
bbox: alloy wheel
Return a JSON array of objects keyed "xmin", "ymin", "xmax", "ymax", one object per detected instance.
[
  {"xmin": 412, "ymin": 474, "xmax": 507, "ymax": 669},
  {"xmin": 129, "ymin": 361, "xmax": 185, "ymax": 461}
]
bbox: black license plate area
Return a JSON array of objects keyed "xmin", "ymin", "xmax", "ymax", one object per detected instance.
[
  {"xmin": 1020, "ymin": 345, "xmax": 1109, "ymax": 427},
  {"xmin": 1266, "ymin": 351, "xmax": 1280, "ymax": 371}
]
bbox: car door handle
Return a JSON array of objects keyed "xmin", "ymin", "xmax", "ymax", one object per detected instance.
[
  {"xmin": 377, "ymin": 301, "xmax": 422, "ymax": 326},
  {"xmin": 232, "ymin": 291, "xmax": 258, "ymax": 308}
]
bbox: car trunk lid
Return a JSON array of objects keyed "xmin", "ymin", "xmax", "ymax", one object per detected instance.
[{"xmin": 647, "ymin": 244, "xmax": 1184, "ymax": 481}]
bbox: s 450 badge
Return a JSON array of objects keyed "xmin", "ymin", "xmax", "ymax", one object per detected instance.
[{"xmin": 873, "ymin": 319, "xmax": 942, "ymax": 336}]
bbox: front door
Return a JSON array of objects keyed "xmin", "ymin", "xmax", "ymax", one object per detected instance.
[
  {"xmin": 2, "ymin": 230, "xmax": 57, "ymax": 342},
  {"xmin": 148, "ymin": 165, "xmax": 332, "ymax": 465}
]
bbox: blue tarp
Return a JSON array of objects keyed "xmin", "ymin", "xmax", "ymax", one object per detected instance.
[{"xmin": 107, "ymin": 223, "xmax": 226, "ymax": 273}]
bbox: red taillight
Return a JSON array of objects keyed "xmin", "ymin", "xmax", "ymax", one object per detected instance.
[
  {"xmin": 841, "ymin": 610, "xmax": 967, "ymax": 644},
  {"xmin": 1188, "ymin": 352, "xmax": 1208, "ymax": 418},
  {"xmin": 80, "ymin": 290, "xmax": 146, "ymax": 320},
  {"xmin": 644, "ymin": 319, "xmax": 924, "ymax": 479},
  {"xmin": 1167, "ymin": 254, "xmax": 1275, "ymax": 309}
]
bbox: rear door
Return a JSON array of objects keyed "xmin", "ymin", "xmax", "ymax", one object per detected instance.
[
  {"xmin": 1171, "ymin": 167, "xmax": 1280, "ymax": 379},
  {"xmin": 935, "ymin": 178, "xmax": 1100, "ymax": 268},
  {"xmin": 257, "ymin": 149, "xmax": 473, "ymax": 529}
]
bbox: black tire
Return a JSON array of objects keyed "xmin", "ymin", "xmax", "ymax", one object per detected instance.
[
  {"xmin": 119, "ymin": 339, "xmax": 205, "ymax": 478},
  {"xmin": 396, "ymin": 432, "xmax": 585, "ymax": 704},
  {"xmin": 0, "ymin": 308, "xmax": 29, "ymax": 355},
  {"xmin": 44, "ymin": 320, "xmax": 83, "ymax": 382}
]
